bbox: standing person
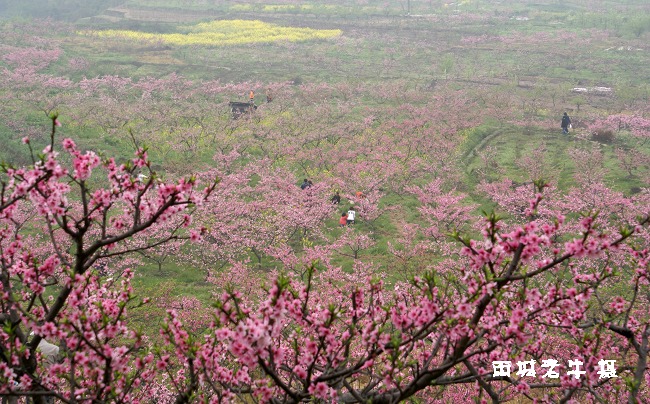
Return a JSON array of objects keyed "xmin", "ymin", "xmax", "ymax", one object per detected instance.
[
  {"xmin": 249, "ymin": 90, "xmax": 255, "ymax": 105},
  {"xmin": 339, "ymin": 212, "xmax": 347, "ymax": 227},
  {"xmin": 347, "ymin": 206, "xmax": 356, "ymax": 225},
  {"xmin": 39, "ymin": 338, "xmax": 59, "ymax": 404},
  {"xmin": 561, "ymin": 112, "xmax": 572, "ymax": 134}
]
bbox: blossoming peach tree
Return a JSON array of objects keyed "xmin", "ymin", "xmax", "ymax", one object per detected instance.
[
  {"xmin": 1, "ymin": 118, "xmax": 649, "ymax": 403},
  {"xmin": 0, "ymin": 115, "xmax": 216, "ymax": 403}
]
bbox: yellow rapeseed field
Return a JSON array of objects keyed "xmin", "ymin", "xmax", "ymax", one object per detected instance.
[{"xmin": 79, "ymin": 20, "xmax": 342, "ymax": 46}]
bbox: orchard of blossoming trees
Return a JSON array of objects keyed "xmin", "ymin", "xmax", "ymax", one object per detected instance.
[
  {"xmin": 1, "ymin": 3, "xmax": 650, "ymax": 403},
  {"xmin": 1, "ymin": 118, "xmax": 649, "ymax": 403}
]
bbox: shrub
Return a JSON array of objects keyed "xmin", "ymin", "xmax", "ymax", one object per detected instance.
[{"xmin": 591, "ymin": 128, "xmax": 615, "ymax": 143}]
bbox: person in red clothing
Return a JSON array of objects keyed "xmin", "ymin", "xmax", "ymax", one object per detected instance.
[
  {"xmin": 339, "ymin": 212, "xmax": 347, "ymax": 227},
  {"xmin": 249, "ymin": 90, "xmax": 255, "ymax": 104}
]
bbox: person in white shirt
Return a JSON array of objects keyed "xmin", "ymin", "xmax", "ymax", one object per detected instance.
[
  {"xmin": 37, "ymin": 338, "xmax": 60, "ymax": 365},
  {"xmin": 346, "ymin": 206, "xmax": 356, "ymax": 225}
]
